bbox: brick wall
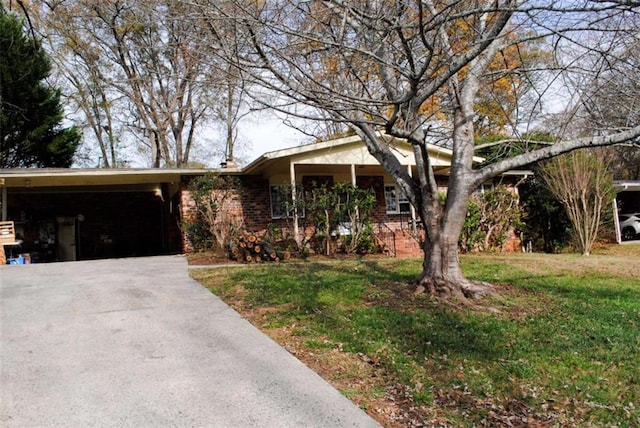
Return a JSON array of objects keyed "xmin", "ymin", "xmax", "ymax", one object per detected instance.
[
  {"xmin": 180, "ymin": 174, "xmax": 275, "ymax": 251},
  {"xmin": 239, "ymin": 175, "xmax": 273, "ymax": 231},
  {"xmin": 394, "ymin": 230, "xmax": 423, "ymax": 257}
]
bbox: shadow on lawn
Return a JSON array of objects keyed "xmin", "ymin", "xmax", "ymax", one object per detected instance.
[
  {"xmin": 225, "ymin": 259, "xmax": 638, "ymax": 369},
  {"xmin": 229, "ymin": 260, "xmax": 416, "ymax": 308},
  {"xmin": 230, "ymin": 260, "xmax": 516, "ymax": 363},
  {"xmin": 348, "ymin": 306, "xmax": 515, "ymax": 363},
  {"xmin": 483, "ymin": 271, "xmax": 640, "ymax": 304},
  {"xmin": 213, "ymin": 259, "xmax": 639, "ymax": 425}
]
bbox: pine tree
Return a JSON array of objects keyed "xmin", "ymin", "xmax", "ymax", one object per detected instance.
[{"xmin": 0, "ymin": 6, "xmax": 80, "ymax": 168}]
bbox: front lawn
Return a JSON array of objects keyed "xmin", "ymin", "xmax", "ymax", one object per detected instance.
[{"xmin": 190, "ymin": 247, "xmax": 640, "ymax": 427}]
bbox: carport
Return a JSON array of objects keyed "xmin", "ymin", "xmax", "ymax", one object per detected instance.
[
  {"xmin": 0, "ymin": 169, "xmax": 200, "ymax": 262},
  {"xmin": 614, "ymin": 180, "xmax": 640, "ymax": 243}
]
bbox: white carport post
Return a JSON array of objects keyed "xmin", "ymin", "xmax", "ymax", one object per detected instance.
[
  {"xmin": 290, "ymin": 160, "xmax": 300, "ymax": 244},
  {"xmin": 613, "ymin": 198, "xmax": 621, "ymax": 244}
]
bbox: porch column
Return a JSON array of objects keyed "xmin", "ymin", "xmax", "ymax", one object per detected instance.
[
  {"xmin": 408, "ymin": 165, "xmax": 417, "ymax": 234},
  {"xmin": 290, "ymin": 160, "xmax": 300, "ymax": 243},
  {"xmin": 351, "ymin": 164, "xmax": 360, "ymax": 225}
]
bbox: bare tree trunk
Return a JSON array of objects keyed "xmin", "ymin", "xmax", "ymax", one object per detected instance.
[
  {"xmin": 417, "ymin": 237, "xmax": 465, "ymax": 298},
  {"xmin": 416, "ymin": 188, "xmax": 493, "ymax": 300},
  {"xmin": 226, "ymin": 84, "xmax": 235, "ymax": 162},
  {"xmin": 150, "ymin": 130, "xmax": 161, "ymax": 168}
]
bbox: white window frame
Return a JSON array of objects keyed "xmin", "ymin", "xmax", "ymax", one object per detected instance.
[
  {"xmin": 384, "ymin": 184, "xmax": 411, "ymax": 214},
  {"xmin": 270, "ymin": 184, "xmax": 305, "ymax": 219},
  {"xmin": 473, "ymin": 182, "xmax": 494, "ymax": 197}
]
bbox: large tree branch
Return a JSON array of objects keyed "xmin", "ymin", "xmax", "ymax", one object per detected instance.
[
  {"xmin": 415, "ymin": 0, "xmax": 516, "ymax": 107},
  {"xmin": 354, "ymin": 124, "xmax": 417, "ymax": 205},
  {"xmin": 472, "ymin": 125, "xmax": 640, "ymax": 186}
]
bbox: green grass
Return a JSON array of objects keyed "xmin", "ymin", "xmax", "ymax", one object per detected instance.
[{"xmin": 191, "ymin": 252, "xmax": 640, "ymax": 426}]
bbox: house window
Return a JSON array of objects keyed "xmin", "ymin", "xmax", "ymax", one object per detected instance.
[
  {"xmin": 384, "ymin": 185, "xmax": 411, "ymax": 214},
  {"xmin": 473, "ymin": 182, "xmax": 494, "ymax": 197},
  {"xmin": 270, "ymin": 185, "xmax": 305, "ymax": 219}
]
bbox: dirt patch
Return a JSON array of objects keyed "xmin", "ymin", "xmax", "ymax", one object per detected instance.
[
  {"xmin": 187, "ymin": 249, "xmax": 400, "ymax": 266},
  {"xmin": 187, "ymin": 250, "xmax": 235, "ymax": 265}
]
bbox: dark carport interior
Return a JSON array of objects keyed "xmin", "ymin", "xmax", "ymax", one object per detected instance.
[{"xmin": 6, "ymin": 186, "xmax": 181, "ymax": 262}]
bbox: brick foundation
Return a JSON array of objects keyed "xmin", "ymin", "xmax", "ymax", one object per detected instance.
[{"xmin": 393, "ymin": 230, "xmax": 423, "ymax": 257}]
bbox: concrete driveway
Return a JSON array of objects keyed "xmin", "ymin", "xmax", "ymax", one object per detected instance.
[{"xmin": 0, "ymin": 256, "xmax": 379, "ymax": 427}]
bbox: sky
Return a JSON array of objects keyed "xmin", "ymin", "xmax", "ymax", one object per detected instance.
[
  {"xmin": 237, "ymin": 113, "xmax": 310, "ymax": 165},
  {"xmin": 78, "ymin": 112, "xmax": 310, "ymax": 169}
]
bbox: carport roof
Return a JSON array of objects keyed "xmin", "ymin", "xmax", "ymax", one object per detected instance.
[
  {"xmin": 0, "ymin": 167, "xmax": 239, "ymax": 188},
  {"xmin": 615, "ymin": 180, "xmax": 640, "ymax": 192}
]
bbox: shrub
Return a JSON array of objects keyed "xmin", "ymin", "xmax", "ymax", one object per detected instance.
[
  {"xmin": 184, "ymin": 173, "xmax": 243, "ymax": 251},
  {"xmin": 539, "ymin": 151, "xmax": 615, "ymax": 255},
  {"xmin": 305, "ymin": 182, "xmax": 377, "ymax": 256},
  {"xmin": 459, "ymin": 185, "xmax": 524, "ymax": 253},
  {"xmin": 518, "ymin": 175, "xmax": 571, "ymax": 253}
]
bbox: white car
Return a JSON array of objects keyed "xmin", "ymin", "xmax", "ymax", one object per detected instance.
[{"xmin": 619, "ymin": 213, "xmax": 640, "ymax": 241}]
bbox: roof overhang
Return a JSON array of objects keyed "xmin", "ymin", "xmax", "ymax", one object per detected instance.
[
  {"xmin": 0, "ymin": 168, "xmax": 238, "ymax": 188},
  {"xmin": 499, "ymin": 170, "xmax": 533, "ymax": 178},
  {"xmin": 243, "ymin": 133, "xmax": 482, "ymax": 175},
  {"xmin": 0, "ymin": 134, "xmax": 496, "ymax": 189},
  {"xmin": 615, "ymin": 180, "xmax": 640, "ymax": 192}
]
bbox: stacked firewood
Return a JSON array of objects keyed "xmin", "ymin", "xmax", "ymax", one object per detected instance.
[{"xmin": 228, "ymin": 232, "xmax": 291, "ymax": 263}]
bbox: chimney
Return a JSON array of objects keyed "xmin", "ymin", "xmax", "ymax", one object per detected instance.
[{"xmin": 221, "ymin": 158, "xmax": 236, "ymax": 169}]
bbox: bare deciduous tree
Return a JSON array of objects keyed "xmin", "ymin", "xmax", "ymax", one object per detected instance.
[
  {"xmin": 539, "ymin": 150, "xmax": 616, "ymax": 256},
  {"xmin": 576, "ymin": 32, "xmax": 640, "ymax": 179},
  {"xmin": 29, "ymin": 0, "xmax": 242, "ymax": 167},
  {"xmin": 196, "ymin": 0, "xmax": 640, "ymax": 299}
]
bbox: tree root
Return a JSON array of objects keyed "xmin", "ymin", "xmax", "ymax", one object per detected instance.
[
  {"xmin": 413, "ymin": 276, "xmax": 494, "ymax": 301},
  {"xmin": 460, "ymin": 279, "xmax": 494, "ymax": 299}
]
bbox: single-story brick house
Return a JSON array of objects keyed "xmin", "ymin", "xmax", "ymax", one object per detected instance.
[{"xmin": 0, "ymin": 134, "xmax": 525, "ymax": 262}]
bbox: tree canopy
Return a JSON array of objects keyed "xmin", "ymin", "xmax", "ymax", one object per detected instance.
[
  {"xmin": 0, "ymin": 5, "xmax": 80, "ymax": 168},
  {"xmin": 18, "ymin": 0, "xmax": 254, "ymax": 168}
]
